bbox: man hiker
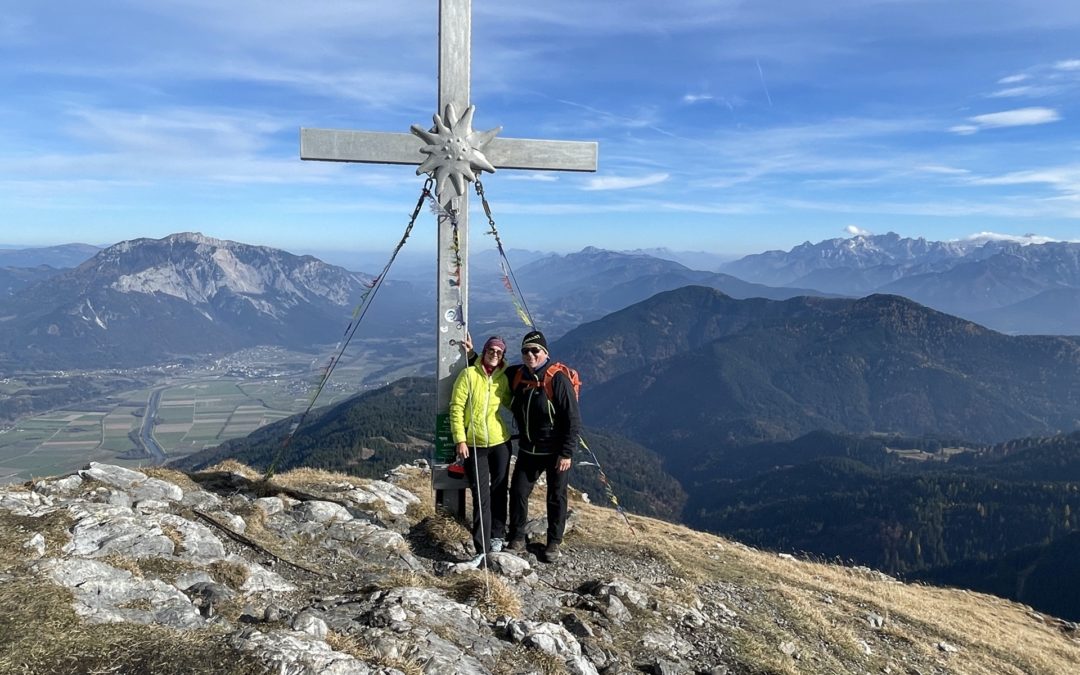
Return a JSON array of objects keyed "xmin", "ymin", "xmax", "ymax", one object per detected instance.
[{"xmin": 504, "ymin": 330, "xmax": 581, "ymax": 563}]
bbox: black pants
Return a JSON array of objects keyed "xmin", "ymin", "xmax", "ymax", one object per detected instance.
[
  {"xmin": 509, "ymin": 450, "xmax": 570, "ymax": 546},
  {"xmin": 464, "ymin": 441, "xmax": 512, "ymax": 555}
]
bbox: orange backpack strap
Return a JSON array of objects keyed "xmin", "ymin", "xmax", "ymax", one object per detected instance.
[{"xmin": 544, "ymin": 363, "xmax": 581, "ymax": 400}]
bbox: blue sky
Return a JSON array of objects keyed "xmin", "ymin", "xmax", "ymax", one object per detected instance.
[{"xmin": 3, "ymin": 0, "xmax": 1080, "ymax": 257}]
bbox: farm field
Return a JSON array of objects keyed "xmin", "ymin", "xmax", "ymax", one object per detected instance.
[{"xmin": 0, "ymin": 340, "xmax": 428, "ymax": 484}]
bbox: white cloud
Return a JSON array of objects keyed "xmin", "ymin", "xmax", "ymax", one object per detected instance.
[
  {"xmin": 917, "ymin": 165, "xmax": 970, "ymax": 175},
  {"xmin": 582, "ymin": 173, "xmax": 669, "ymax": 191},
  {"xmin": 970, "ymin": 107, "xmax": 1061, "ymax": 127},
  {"xmin": 950, "ymin": 107, "xmax": 1061, "ymax": 134},
  {"xmin": 505, "ymin": 172, "xmax": 559, "ymax": 182},
  {"xmin": 845, "ymin": 225, "xmax": 871, "ymax": 236},
  {"xmin": 958, "ymin": 231, "xmax": 1068, "ymax": 245},
  {"xmin": 968, "ymin": 167, "xmax": 1080, "ymax": 192},
  {"xmin": 949, "ymin": 124, "xmax": 979, "ymax": 135},
  {"xmin": 1054, "ymin": 59, "xmax": 1080, "ymax": 71},
  {"xmin": 682, "ymin": 94, "xmax": 714, "ymax": 104},
  {"xmin": 998, "ymin": 74, "xmax": 1028, "ymax": 84},
  {"xmin": 988, "ymin": 85, "xmax": 1060, "ymax": 98}
]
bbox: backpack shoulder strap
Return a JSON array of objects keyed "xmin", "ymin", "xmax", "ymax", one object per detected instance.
[{"xmin": 543, "ymin": 362, "xmax": 567, "ymax": 400}]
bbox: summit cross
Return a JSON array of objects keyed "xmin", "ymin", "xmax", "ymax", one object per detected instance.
[{"xmin": 300, "ymin": 0, "xmax": 598, "ymax": 512}]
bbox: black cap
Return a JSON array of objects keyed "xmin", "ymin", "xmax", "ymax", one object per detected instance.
[{"xmin": 521, "ymin": 330, "xmax": 548, "ymax": 353}]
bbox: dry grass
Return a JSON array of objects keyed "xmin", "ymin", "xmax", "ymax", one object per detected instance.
[
  {"xmin": 99, "ymin": 552, "xmax": 144, "ymax": 577},
  {"xmin": 137, "ymin": 555, "xmax": 200, "ymax": 583},
  {"xmin": 492, "ymin": 645, "xmax": 567, "ymax": 674},
  {"xmin": 200, "ymin": 459, "xmax": 262, "ymax": 481},
  {"xmin": 160, "ymin": 522, "xmax": 186, "ymax": 553},
  {"xmin": 209, "ymin": 559, "xmax": 250, "ymax": 590},
  {"xmin": 0, "ymin": 509, "xmax": 73, "ymax": 570},
  {"xmin": 143, "ymin": 465, "xmax": 200, "ymax": 492},
  {"xmin": 0, "ymin": 575, "xmax": 263, "ymax": 675},
  {"xmin": 326, "ymin": 631, "xmax": 424, "ymax": 675},
  {"xmin": 271, "ymin": 466, "xmax": 367, "ymax": 490},
  {"xmin": 417, "ymin": 510, "xmax": 471, "ymax": 552},
  {"xmin": 565, "ymin": 491, "xmax": 1080, "ymax": 675},
  {"xmin": 446, "ymin": 570, "xmax": 523, "ymax": 618},
  {"xmin": 363, "ymin": 567, "xmax": 523, "ymax": 621}
]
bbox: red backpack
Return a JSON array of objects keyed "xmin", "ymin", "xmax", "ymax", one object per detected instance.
[{"xmin": 511, "ymin": 362, "xmax": 581, "ymax": 401}]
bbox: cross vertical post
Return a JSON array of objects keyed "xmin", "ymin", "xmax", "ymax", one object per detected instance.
[
  {"xmin": 434, "ymin": 0, "xmax": 472, "ymax": 517},
  {"xmin": 300, "ymin": 0, "xmax": 598, "ymax": 518}
]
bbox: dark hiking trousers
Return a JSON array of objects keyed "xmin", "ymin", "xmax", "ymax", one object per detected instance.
[
  {"xmin": 508, "ymin": 450, "xmax": 570, "ymax": 546},
  {"xmin": 464, "ymin": 441, "xmax": 512, "ymax": 555}
]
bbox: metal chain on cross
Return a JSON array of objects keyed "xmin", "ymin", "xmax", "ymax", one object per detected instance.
[
  {"xmin": 263, "ymin": 178, "xmax": 435, "ymax": 481},
  {"xmin": 471, "ymin": 179, "xmax": 636, "ymax": 537},
  {"xmin": 474, "ymin": 179, "xmax": 535, "ymax": 329}
]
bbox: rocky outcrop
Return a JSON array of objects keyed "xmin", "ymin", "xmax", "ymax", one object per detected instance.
[{"xmin": 2, "ymin": 460, "xmax": 1079, "ymax": 674}]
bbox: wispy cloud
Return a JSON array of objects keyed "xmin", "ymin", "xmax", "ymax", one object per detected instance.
[
  {"xmin": 950, "ymin": 107, "xmax": 1061, "ymax": 134},
  {"xmin": 505, "ymin": 172, "xmax": 559, "ymax": 182},
  {"xmin": 968, "ymin": 166, "xmax": 1080, "ymax": 194},
  {"xmin": 988, "ymin": 85, "xmax": 1059, "ymax": 98},
  {"xmin": 845, "ymin": 225, "xmax": 871, "ymax": 236},
  {"xmin": 1054, "ymin": 59, "xmax": 1080, "ymax": 71},
  {"xmin": 917, "ymin": 165, "xmax": 971, "ymax": 176},
  {"xmin": 756, "ymin": 59, "xmax": 773, "ymax": 107},
  {"xmin": 958, "ymin": 231, "xmax": 1072, "ymax": 245},
  {"xmin": 682, "ymin": 94, "xmax": 714, "ymax": 104},
  {"xmin": 998, "ymin": 74, "xmax": 1029, "ymax": 84},
  {"xmin": 582, "ymin": 173, "xmax": 670, "ymax": 191}
]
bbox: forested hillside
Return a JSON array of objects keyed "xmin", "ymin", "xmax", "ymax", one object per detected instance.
[
  {"xmin": 173, "ymin": 377, "xmax": 686, "ymax": 521},
  {"xmin": 682, "ymin": 430, "xmax": 1080, "ymax": 620}
]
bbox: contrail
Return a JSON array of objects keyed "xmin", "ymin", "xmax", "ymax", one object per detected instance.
[{"xmin": 756, "ymin": 58, "xmax": 773, "ymax": 107}]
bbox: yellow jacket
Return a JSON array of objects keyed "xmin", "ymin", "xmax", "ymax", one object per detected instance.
[{"xmin": 450, "ymin": 361, "xmax": 511, "ymax": 448}]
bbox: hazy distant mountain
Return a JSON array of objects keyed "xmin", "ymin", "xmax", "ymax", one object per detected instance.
[
  {"xmin": 878, "ymin": 242, "xmax": 1080, "ymax": 314},
  {"xmin": 0, "ymin": 265, "xmax": 65, "ymax": 298},
  {"xmin": 970, "ymin": 288, "xmax": 1080, "ymax": 335},
  {"xmin": 0, "ymin": 243, "xmax": 101, "ymax": 268},
  {"xmin": 721, "ymin": 232, "xmax": 981, "ymax": 287},
  {"xmin": 552, "ymin": 286, "xmax": 1080, "ymax": 462},
  {"xmin": 620, "ymin": 247, "xmax": 737, "ymax": 271},
  {"xmin": 0, "ymin": 232, "xmax": 427, "ymax": 369},
  {"xmin": 722, "ymin": 233, "xmax": 1080, "ymax": 334},
  {"xmin": 502, "ymin": 247, "xmax": 829, "ymax": 336}
]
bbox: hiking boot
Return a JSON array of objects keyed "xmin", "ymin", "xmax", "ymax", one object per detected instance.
[
  {"xmin": 539, "ymin": 543, "xmax": 561, "ymax": 563},
  {"xmin": 465, "ymin": 553, "xmax": 487, "ymax": 569},
  {"xmin": 505, "ymin": 536, "xmax": 526, "ymax": 552},
  {"xmin": 489, "ymin": 538, "xmax": 505, "ymax": 553}
]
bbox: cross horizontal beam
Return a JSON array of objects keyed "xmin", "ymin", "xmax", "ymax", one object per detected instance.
[{"xmin": 301, "ymin": 128, "xmax": 598, "ymax": 172}]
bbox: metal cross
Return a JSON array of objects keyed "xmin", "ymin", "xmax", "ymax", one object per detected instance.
[{"xmin": 300, "ymin": 0, "xmax": 597, "ymax": 514}]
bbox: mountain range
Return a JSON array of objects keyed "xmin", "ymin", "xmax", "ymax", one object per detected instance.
[
  {"xmin": 721, "ymin": 232, "xmax": 1080, "ymax": 334},
  {"xmin": 0, "ymin": 236, "xmax": 834, "ymax": 370},
  {"xmin": 0, "ymin": 233, "xmax": 428, "ymax": 369},
  {"xmin": 555, "ymin": 286, "xmax": 1080, "ymax": 456},
  {"xmin": 6, "ymin": 231, "xmax": 1080, "ymax": 358},
  {"xmin": 8, "ymin": 230, "xmax": 1079, "ymax": 620}
]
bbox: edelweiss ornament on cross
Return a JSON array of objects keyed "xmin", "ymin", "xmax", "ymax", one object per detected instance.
[
  {"xmin": 300, "ymin": 0, "xmax": 597, "ymax": 515},
  {"xmin": 412, "ymin": 103, "xmax": 499, "ymax": 199}
]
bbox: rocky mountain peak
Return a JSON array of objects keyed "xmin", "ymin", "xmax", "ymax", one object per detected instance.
[
  {"xmin": 0, "ymin": 233, "xmax": 399, "ymax": 369},
  {"xmin": 163, "ymin": 231, "xmax": 227, "ymax": 247}
]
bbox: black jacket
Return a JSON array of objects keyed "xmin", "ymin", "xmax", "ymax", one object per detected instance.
[{"xmin": 506, "ymin": 361, "xmax": 581, "ymax": 458}]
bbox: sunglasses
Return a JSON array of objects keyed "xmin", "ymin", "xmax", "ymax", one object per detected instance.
[
  {"xmin": 484, "ymin": 347, "xmax": 504, "ymax": 355},
  {"xmin": 521, "ymin": 347, "xmax": 543, "ymax": 355}
]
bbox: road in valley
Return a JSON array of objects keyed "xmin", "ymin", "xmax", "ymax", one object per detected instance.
[{"xmin": 139, "ymin": 388, "xmax": 167, "ymax": 465}]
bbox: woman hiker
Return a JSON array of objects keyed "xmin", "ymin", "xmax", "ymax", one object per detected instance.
[{"xmin": 449, "ymin": 335, "xmax": 513, "ymax": 566}]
